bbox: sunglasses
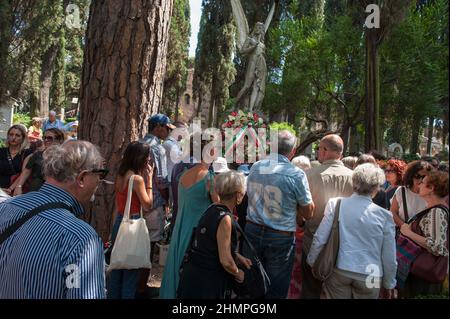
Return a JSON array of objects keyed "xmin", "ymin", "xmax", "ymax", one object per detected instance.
[
  {"xmin": 413, "ymin": 174, "xmax": 425, "ymax": 180},
  {"xmin": 89, "ymin": 168, "xmax": 109, "ymax": 179}
]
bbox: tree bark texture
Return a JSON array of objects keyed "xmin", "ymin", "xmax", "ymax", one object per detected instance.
[
  {"xmin": 364, "ymin": 30, "xmax": 380, "ymax": 152},
  {"xmin": 426, "ymin": 117, "xmax": 434, "ymax": 155},
  {"xmin": 38, "ymin": 44, "xmax": 59, "ymax": 117},
  {"xmin": 78, "ymin": 0, "xmax": 173, "ymax": 241}
]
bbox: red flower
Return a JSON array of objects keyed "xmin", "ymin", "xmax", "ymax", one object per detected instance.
[{"xmin": 231, "ymin": 111, "xmax": 237, "ymax": 116}]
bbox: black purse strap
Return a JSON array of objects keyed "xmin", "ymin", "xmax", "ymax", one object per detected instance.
[
  {"xmin": 401, "ymin": 186, "xmax": 409, "ymax": 222},
  {"xmin": 407, "ymin": 204, "xmax": 449, "ymax": 225},
  {"xmin": 0, "ymin": 202, "xmax": 72, "ymax": 246},
  {"xmin": 233, "ymin": 220, "xmax": 262, "ymax": 263}
]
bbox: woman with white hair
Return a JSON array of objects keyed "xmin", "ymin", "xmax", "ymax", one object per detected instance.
[
  {"xmin": 307, "ymin": 163, "xmax": 397, "ymax": 299},
  {"xmin": 177, "ymin": 171, "xmax": 252, "ymax": 299}
]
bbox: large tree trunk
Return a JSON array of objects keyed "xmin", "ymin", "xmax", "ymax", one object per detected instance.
[
  {"xmin": 426, "ymin": 117, "xmax": 434, "ymax": 155},
  {"xmin": 79, "ymin": 0, "xmax": 173, "ymax": 241},
  {"xmin": 38, "ymin": 44, "xmax": 59, "ymax": 117},
  {"xmin": 364, "ymin": 30, "xmax": 380, "ymax": 152},
  {"xmin": 410, "ymin": 114, "xmax": 421, "ymax": 155}
]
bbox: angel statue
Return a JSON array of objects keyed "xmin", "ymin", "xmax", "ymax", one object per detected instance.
[{"xmin": 231, "ymin": 0, "xmax": 276, "ymax": 113}]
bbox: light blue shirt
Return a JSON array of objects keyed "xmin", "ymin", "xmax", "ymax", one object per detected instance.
[
  {"xmin": 162, "ymin": 136, "xmax": 183, "ymax": 182},
  {"xmin": 42, "ymin": 119, "xmax": 65, "ymax": 132},
  {"xmin": 246, "ymin": 153, "xmax": 312, "ymax": 232},
  {"xmin": 142, "ymin": 134, "xmax": 169, "ymax": 209},
  {"xmin": 307, "ymin": 194, "xmax": 397, "ymax": 289}
]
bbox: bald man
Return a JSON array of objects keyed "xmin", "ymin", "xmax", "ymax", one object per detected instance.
[{"xmin": 301, "ymin": 134, "xmax": 354, "ymax": 299}]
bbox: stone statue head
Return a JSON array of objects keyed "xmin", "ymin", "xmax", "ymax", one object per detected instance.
[{"xmin": 252, "ymin": 22, "xmax": 265, "ymax": 39}]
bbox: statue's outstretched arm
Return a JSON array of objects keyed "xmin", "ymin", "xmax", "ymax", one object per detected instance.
[{"xmin": 264, "ymin": 2, "xmax": 276, "ymax": 34}]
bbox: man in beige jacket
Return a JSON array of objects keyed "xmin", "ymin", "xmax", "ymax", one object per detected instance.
[{"xmin": 302, "ymin": 134, "xmax": 354, "ymax": 299}]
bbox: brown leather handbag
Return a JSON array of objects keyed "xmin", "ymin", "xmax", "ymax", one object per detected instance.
[
  {"xmin": 312, "ymin": 199, "xmax": 341, "ymax": 281},
  {"xmin": 408, "ymin": 205, "xmax": 449, "ymax": 283}
]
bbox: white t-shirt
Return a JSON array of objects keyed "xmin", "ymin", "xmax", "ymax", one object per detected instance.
[{"xmin": 392, "ymin": 186, "xmax": 427, "ymax": 222}]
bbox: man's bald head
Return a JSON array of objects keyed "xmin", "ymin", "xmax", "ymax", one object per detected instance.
[{"xmin": 317, "ymin": 134, "xmax": 344, "ymax": 163}]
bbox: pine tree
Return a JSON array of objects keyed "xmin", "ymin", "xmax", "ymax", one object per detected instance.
[
  {"xmin": 193, "ymin": 0, "xmax": 236, "ymax": 127},
  {"xmin": 78, "ymin": 0, "xmax": 174, "ymax": 240},
  {"xmin": 162, "ymin": 0, "xmax": 191, "ymax": 120}
]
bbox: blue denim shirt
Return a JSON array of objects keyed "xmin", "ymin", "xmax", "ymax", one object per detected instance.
[
  {"xmin": 246, "ymin": 153, "xmax": 313, "ymax": 232},
  {"xmin": 142, "ymin": 134, "xmax": 169, "ymax": 209}
]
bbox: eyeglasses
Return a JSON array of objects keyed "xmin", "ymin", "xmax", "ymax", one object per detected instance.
[
  {"xmin": 385, "ymin": 169, "xmax": 395, "ymax": 173},
  {"xmin": 315, "ymin": 146, "xmax": 327, "ymax": 151},
  {"xmin": 43, "ymin": 136, "xmax": 55, "ymax": 142},
  {"xmin": 413, "ymin": 174, "xmax": 426, "ymax": 180},
  {"xmin": 89, "ymin": 168, "xmax": 109, "ymax": 179}
]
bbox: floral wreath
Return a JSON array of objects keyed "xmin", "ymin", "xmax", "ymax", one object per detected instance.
[
  {"xmin": 221, "ymin": 110, "xmax": 268, "ymax": 161},
  {"xmin": 222, "ymin": 110, "xmax": 267, "ymax": 129}
]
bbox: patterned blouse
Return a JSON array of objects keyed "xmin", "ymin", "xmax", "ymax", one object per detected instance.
[{"xmin": 419, "ymin": 207, "xmax": 448, "ymax": 257}]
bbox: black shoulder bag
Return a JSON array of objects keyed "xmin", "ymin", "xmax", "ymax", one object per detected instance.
[{"xmin": 232, "ymin": 221, "xmax": 271, "ymax": 299}]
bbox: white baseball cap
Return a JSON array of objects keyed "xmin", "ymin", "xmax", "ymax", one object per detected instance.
[{"xmin": 213, "ymin": 157, "xmax": 230, "ymax": 174}]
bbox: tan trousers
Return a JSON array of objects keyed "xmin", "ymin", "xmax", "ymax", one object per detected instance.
[{"xmin": 322, "ymin": 270, "xmax": 380, "ymax": 299}]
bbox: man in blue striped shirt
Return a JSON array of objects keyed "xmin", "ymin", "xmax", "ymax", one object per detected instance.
[{"xmin": 0, "ymin": 140, "xmax": 106, "ymax": 299}]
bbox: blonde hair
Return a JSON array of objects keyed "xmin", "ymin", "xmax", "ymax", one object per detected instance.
[
  {"xmin": 31, "ymin": 117, "xmax": 42, "ymax": 127},
  {"xmin": 5, "ymin": 124, "xmax": 29, "ymax": 152},
  {"xmin": 214, "ymin": 170, "xmax": 246, "ymax": 201}
]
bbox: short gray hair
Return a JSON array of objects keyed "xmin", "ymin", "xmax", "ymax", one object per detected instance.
[
  {"xmin": 356, "ymin": 154, "xmax": 377, "ymax": 167},
  {"xmin": 292, "ymin": 155, "xmax": 311, "ymax": 170},
  {"xmin": 277, "ymin": 130, "xmax": 297, "ymax": 157},
  {"xmin": 342, "ymin": 156, "xmax": 357, "ymax": 170},
  {"xmin": 214, "ymin": 170, "xmax": 246, "ymax": 201},
  {"xmin": 352, "ymin": 163, "xmax": 385, "ymax": 195},
  {"xmin": 43, "ymin": 140, "xmax": 104, "ymax": 183}
]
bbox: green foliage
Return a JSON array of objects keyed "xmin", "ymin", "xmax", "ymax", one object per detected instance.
[
  {"xmin": 261, "ymin": 0, "xmax": 448, "ymax": 153},
  {"xmin": 194, "ymin": 0, "xmax": 236, "ymax": 126},
  {"xmin": 0, "ymin": 0, "xmax": 89, "ymax": 113},
  {"xmin": 13, "ymin": 112, "xmax": 32, "ymax": 128},
  {"xmin": 65, "ymin": 117, "xmax": 77, "ymax": 123},
  {"xmin": 269, "ymin": 122, "xmax": 297, "ymax": 135},
  {"xmin": 402, "ymin": 153, "xmax": 421, "ymax": 162},
  {"xmin": 163, "ymin": 0, "xmax": 191, "ymax": 117},
  {"xmin": 380, "ymin": 0, "xmax": 448, "ymax": 151}
]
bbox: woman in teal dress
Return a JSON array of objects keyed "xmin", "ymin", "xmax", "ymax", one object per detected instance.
[{"xmin": 159, "ymin": 156, "xmax": 219, "ymax": 298}]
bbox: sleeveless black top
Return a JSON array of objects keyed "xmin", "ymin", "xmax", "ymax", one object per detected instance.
[{"xmin": 178, "ymin": 203, "xmax": 238, "ymax": 299}]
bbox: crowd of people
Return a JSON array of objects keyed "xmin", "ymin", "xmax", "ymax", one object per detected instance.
[{"xmin": 0, "ymin": 112, "xmax": 448, "ymax": 299}]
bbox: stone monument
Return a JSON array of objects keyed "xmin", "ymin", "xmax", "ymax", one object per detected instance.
[{"xmin": 231, "ymin": 0, "xmax": 276, "ymax": 113}]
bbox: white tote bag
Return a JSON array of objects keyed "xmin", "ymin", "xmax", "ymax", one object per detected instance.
[{"xmin": 109, "ymin": 175, "xmax": 152, "ymax": 270}]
